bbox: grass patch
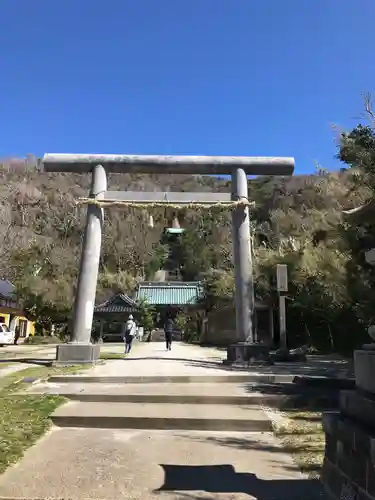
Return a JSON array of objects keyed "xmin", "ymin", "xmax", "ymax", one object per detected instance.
[
  {"xmin": 100, "ymin": 345, "xmax": 143, "ymax": 359},
  {"xmin": 1, "ymin": 364, "xmax": 89, "ymax": 392},
  {"xmin": 100, "ymin": 352, "xmax": 124, "ymax": 359},
  {"xmin": 0, "ymin": 346, "xmax": 52, "ymax": 361},
  {"xmin": 0, "ymin": 362, "xmax": 13, "ymax": 369},
  {"xmin": 274, "ymin": 410, "xmax": 325, "ymax": 478},
  {"xmin": 0, "ymin": 394, "xmax": 65, "ymax": 474},
  {"xmin": 0, "ymin": 363, "xmax": 88, "ymax": 474}
]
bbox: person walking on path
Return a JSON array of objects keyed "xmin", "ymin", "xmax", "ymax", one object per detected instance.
[
  {"xmin": 164, "ymin": 316, "xmax": 174, "ymax": 351},
  {"xmin": 123, "ymin": 315, "xmax": 137, "ymax": 354}
]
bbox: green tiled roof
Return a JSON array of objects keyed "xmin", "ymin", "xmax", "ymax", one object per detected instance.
[
  {"xmin": 136, "ymin": 282, "xmax": 203, "ymax": 306},
  {"xmin": 165, "ymin": 228, "xmax": 185, "ymax": 235},
  {"xmin": 95, "ymin": 293, "xmax": 138, "ymax": 313}
]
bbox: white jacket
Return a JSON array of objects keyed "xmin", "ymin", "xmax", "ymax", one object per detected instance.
[{"xmin": 124, "ymin": 320, "xmax": 136, "ymax": 337}]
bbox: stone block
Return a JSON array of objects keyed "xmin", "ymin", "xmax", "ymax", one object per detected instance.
[
  {"xmin": 321, "ymin": 457, "xmax": 375, "ymax": 500},
  {"xmin": 326, "ymin": 412, "xmax": 375, "ymax": 454},
  {"xmin": 358, "ymin": 490, "xmax": 375, "ymax": 500},
  {"xmin": 55, "ymin": 344, "xmax": 101, "ymax": 365},
  {"xmin": 340, "ymin": 390, "xmax": 375, "ymax": 432},
  {"xmin": 322, "ymin": 413, "xmax": 375, "ymax": 499},
  {"xmin": 322, "ymin": 412, "xmax": 340, "ymax": 436},
  {"xmin": 325, "ymin": 433, "xmax": 338, "ymax": 464},
  {"xmin": 321, "ymin": 458, "xmax": 350, "ymax": 499},
  {"xmin": 355, "ymin": 350, "xmax": 375, "ymax": 393},
  {"xmin": 322, "ymin": 348, "xmax": 375, "ymax": 500},
  {"xmin": 336, "ymin": 440, "xmax": 367, "ymax": 490},
  {"xmin": 367, "ymin": 461, "xmax": 375, "ymax": 498},
  {"xmin": 226, "ymin": 342, "xmax": 272, "ymax": 365}
]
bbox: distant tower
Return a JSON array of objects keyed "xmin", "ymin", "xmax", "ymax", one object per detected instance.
[
  {"xmin": 153, "ymin": 212, "xmax": 185, "ymax": 282},
  {"xmin": 171, "ymin": 214, "xmax": 181, "ymax": 229}
]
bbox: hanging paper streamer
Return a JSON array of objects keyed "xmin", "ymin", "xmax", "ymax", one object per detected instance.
[{"xmin": 148, "ymin": 214, "xmax": 154, "ymax": 228}]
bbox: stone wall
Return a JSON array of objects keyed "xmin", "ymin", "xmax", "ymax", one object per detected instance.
[{"xmin": 321, "ymin": 349, "xmax": 375, "ymax": 500}]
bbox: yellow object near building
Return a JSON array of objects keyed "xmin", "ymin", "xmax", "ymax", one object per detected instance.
[
  {"xmin": 0, "ymin": 280, "xmax": 35, "ymax": 341},
  {"xmin": 0, "ymin": 312, "xmax": 35, "ymax": 338}
]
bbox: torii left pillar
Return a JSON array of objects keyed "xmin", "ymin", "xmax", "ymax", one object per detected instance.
[{"xmin": 55, "ymin": 164, "xmax": 107, "ymax": 364}]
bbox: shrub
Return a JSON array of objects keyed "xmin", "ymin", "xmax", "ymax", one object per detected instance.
[{"xmin": 23, "ymin": 335, "xmax": 62, "ymax": 345}]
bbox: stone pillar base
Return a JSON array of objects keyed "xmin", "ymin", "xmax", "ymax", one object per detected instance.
[
  {"xmin": 224, "ymin": 342, "xmax": 273, "ymax": 366},
  {"xmin": 54, "ymin": 344, "xmax": 101, "ymax": 365}
]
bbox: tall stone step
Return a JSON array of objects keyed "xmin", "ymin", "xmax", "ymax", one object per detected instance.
[
  {"xmin": 51, "ymin": 401, "xmax": 272, "ymax": 432},
  {"xmin": 28, "ymin": 381, "xmax": 264, "ymax": 404},
  {"xmin": 47, "ymin": 373, "xmax": 315, "ymax": 384},
  {"xmin": 27, "ymin": 381, "xmax": 339, "ymax": 409}
]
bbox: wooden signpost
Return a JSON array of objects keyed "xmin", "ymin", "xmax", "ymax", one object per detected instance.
[{"xmin": 276, "ymin": 264, "xmax": 288, "ymax": 349}]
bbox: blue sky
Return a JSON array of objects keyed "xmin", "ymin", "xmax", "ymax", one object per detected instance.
[{"xmin": 0, "ymin": 0, "xmax": 374, "ymax": 174}]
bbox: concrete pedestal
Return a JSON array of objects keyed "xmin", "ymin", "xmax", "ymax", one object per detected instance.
[
  {"xmin": 55, "ymin": 344, "xmax": 101, "ymax": 365},
  {"xmin": 322, "ymin": 348, "xmax": 375, "ymax": 500},
  {"xmin": 225, "ymin": 342, "xmax": 272, "ymax": 366}
]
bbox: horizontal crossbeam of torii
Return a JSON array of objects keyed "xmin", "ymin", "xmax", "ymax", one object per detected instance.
[
  {"xmin": 42, "ymin": 153, "xmax": 294, "ymax": 364},
  {"xmin": 43, "ymin": 153, "xmax": 294, "ymax": 175}
]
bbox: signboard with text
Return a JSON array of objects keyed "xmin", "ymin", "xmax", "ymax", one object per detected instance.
[
  {"xmin": 365, "ymin": 248, "xmax": 375, "ymax": 265},
  {"xmin": 276, "ymin": 264, "xmax": 288, "ymax": 292}
]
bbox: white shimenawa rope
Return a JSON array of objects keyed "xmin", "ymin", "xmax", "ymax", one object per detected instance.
[{"xmin": 75, "ymin": 196, "xmax": 254, "ymax": 210}]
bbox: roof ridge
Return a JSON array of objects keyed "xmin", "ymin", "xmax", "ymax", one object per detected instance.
[
  {"xmin": 118, "ymin": 292, "xmax": 138, "ymax": 305},
  {"xmin": 135, "ymin": 281, "xmax": 203, "ymax": 306},
  {"xmin": 95, "ymin": 292, "xmax": 138, "ymax": 308}
]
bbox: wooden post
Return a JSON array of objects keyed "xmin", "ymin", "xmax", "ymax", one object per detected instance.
[
  {"xmin": 269, "ymin": 306, "xmax": 274, "ymax": 345},
  {"xmin": 276, "ymin": 264, "xmax": 288, "ymax": 350},
  {"xmin": 279, "ymin": 295, "xmax": 287, "ymax": 349}
]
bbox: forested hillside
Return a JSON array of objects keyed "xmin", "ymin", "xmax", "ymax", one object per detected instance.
[{"xmin": 1, "ymin": 113, "xmax": 374, "ymax": 352}]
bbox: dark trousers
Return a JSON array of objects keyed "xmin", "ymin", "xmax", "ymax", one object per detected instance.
[
  {"xmin": 125, "ymin": 334, "xmax": 134, "ymax": 353},
  {"xmin": 165, "ymin": 332, "xmax": 172, "ymax": 350}
]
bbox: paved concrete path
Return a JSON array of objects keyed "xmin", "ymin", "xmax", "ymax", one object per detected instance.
[
  {"xmin": 77, "ymin": 341, "xmax": 353, "ymax": 379},
  {"xmin": 0, "ymin": 342, "xmax": 324, "ymax": 499},
  {"xmin": 0, "ymin": 341, "xmax": 354, "ymax": 378},
  {"xmin": 0, "ymin": 363, "xmax": 36, "ymax": 377},
  {"xmin": 0, "ymin": 428, "xmax": 322, "ymax": 500},
  {"xmin": 89, "ymin": 342, "xmax": 239, "ymax": 377}
]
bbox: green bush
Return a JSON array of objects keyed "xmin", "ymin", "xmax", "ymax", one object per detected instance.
[
  {"xmin": 23, "ymin": 335, "xmax": 62, "ymax": 345},
  {"xmin": 175, "ymin": 312, "xmax": 200, "ymax": 343}
]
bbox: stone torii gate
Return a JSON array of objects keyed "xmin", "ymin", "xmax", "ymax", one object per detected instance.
[{"xmin": 43, "ymin": 154, "xmax": 294, "ymax": 363}]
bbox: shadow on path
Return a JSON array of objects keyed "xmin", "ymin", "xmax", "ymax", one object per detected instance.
[
  {"xmin": 124, "ymin": 356, "xmax": 352, "ymax": 410},
  {"xmin": 124, "ymin": 355, "xmax": 354, "ymax": 380},
  {"xmin": 155, "ymin": 464, "xmax": 324, "ymax": 499},
  {"xmin": 0, "ymin": 358, "xmax": 53, "ymax": 367}
]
